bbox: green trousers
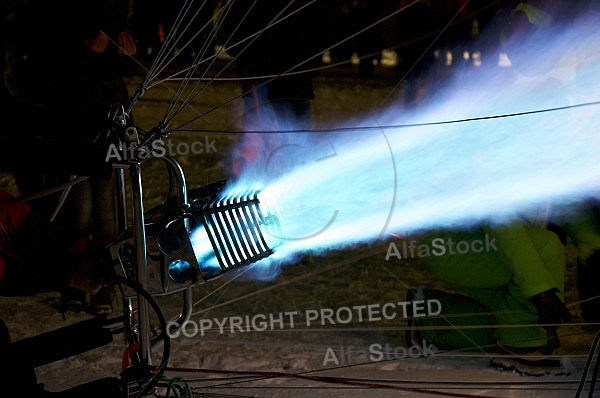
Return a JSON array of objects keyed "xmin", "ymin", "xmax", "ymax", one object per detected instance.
[{"xmin": 416, "ymin": 223, "xmax": 565, "ymax": 350}]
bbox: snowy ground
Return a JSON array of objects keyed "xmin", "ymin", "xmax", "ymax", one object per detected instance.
[{"xmin": 1, "ymin": 60, "xmax": 600, "ymax": 397}]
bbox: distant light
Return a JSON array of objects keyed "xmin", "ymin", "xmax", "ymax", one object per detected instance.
[
  {"xmin": 473, "ymin": 51, "xmax": 482, "ymax": 68},
  {"xmin": 445, "ymin": 51, "xmax": 453, "ymax": 66},
  {"xmin": 498, "ymin": 52, "xmax": 512, "ymax": 67}
]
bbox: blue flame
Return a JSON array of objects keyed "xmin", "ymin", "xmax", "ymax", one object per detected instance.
[{"xmin": 193, "ymin": 8, "xmax": 600, "ymax": 279}]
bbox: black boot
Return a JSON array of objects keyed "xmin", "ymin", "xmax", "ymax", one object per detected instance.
[
  {"xmin": 0, "ymin": 319, "xmax": 46, "ymax": 398},
  {"xmin": 577, "ymin": 251, "xmax": 600, "ymax": 328}
]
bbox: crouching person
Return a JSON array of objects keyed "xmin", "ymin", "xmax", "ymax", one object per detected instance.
[{"xmin": 406, "ymin": 220, "xmax": 571, "ymax": 376}]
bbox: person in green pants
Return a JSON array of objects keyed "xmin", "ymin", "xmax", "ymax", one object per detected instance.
[{"xmin": 411, "ymin": 219, "xmax": 572, "ymax": 376}]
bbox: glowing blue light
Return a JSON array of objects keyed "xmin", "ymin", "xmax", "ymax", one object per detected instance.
[
  {"xmin": 202, "ymin": 9, "xmax": 600, "ymax": 280},
  {"xmin": 168, "ymin": 259, "xmax": 193, "ymax": 283},
  {"xmin": 189, "ymin": 225, "xmax": 221, "ymax": 274}
]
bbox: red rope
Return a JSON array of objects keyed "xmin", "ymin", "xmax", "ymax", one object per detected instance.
[{"xmin": 164, "ymin": 366, "xmax": 502, "ymax": 398}]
